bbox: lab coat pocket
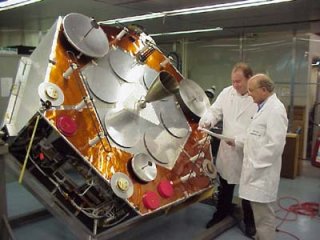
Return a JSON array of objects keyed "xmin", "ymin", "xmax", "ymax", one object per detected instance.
[
  {"xmin": 247, "ymin": 157, "xmax": 269, "ymax": 188},
  {"xmin": 248, "ymin": 125, "xmax": 266, "ymax": 153}
]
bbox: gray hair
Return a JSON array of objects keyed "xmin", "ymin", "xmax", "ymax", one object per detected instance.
[{"xmin": 252, "ymin": 74, "xmax": 275, "ymax": 92}]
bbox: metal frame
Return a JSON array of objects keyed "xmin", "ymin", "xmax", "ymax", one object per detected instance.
[
  {"xmin": 0, "ymin": 145, "xmax": 15, "ymax": 240},
  {"xmin": 3, "ymin": 153, "xmax": 167, "ymax": 240},
  {"xmin": 1, "ymin": 149, "xmax": 236, "ymax": 240}
]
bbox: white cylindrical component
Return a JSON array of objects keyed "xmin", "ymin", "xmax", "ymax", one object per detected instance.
[
  {"xmin": 74, "ymin": 97, "xmax": 90, "ymax": 111},
  {"xmin": 160, "ymin": 57, "xmax": 170, "ymax": 68},
  {"xmin": 77, "ymin": 53, "xmax": 83, "ymax": 59},
  {"xmin": 189, "ymin": 152, "xmax": 205, "ymax": 163},
  {"xmin": 116, "ymin": 28, "xmax": 128, "ymax": 40},
  {"xmin": 91, "ymin": 59, "xmax": 98, "ymax": 66},
  {"xmin": 191, "ymin": 136, "xmax": 210, "ymax": 148},
  {"xmin": 88, "ymin": 132, "xmax": 104, "ymax": 146},
  {"xmin": 74, "ymin": 100, "xmax": 86, "ymax": 111},
  {"xmin": 63, "ymin": 63, "xmax": 78, "ymax": 79},
  {"xmin": 138, "ymin": 99, "xmax": 147, "ymax": 109},
  {"xmin": 180, "ymin": 171, "xmax": 196, "ymax": 183}
]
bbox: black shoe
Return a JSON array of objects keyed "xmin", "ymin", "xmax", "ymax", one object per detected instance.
[
  {"xmin": 245, "ymin": 224, "xmax": 256, "ymax": 238},
  {"xmin": 206, "ymin": 214, "xmax": 227, "ymax": 228}
]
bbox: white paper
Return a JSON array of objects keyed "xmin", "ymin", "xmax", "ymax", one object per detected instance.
[
  {"xmin": 1, "ymin": 77, "xmax": 13, "ymax": 97},
  {"xmin": 199, "ymin": 127, "xmax": 234, "ymax": 141}
]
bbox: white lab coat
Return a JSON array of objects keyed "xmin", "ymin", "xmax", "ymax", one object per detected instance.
[
  {"xmin": 200, "ymin": 86, "xmax": 257, "ymax": 184},
  {"xmin": 238, "ymin": 93, "xmax": 288, "ymax": 203}
]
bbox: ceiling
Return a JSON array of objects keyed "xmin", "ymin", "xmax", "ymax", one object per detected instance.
[{"xmin": 0, "ymin": 0, "xmax": 320, "ymax": 41}]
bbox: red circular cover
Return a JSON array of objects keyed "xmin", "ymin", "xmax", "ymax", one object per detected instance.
[
  {"xmin": 157, "ymin": 180, "xmax": 174, "ymax": 198},
  {"xmin": 142, "ymin": 191, "xmax": 160, "ymax": 210},
  {"xmin": 56, "ymin": 115, "xmax": 77, "ymax": 136}
]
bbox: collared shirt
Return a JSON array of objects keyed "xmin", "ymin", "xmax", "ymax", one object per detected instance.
[{"xmin": 258, "ymin": 100, "xmax": 266, "ymax": 112}]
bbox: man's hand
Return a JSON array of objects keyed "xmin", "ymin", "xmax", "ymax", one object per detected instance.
[{"xmin": 225, "ymin": 140, "xmax": 235, "ymax": 146}]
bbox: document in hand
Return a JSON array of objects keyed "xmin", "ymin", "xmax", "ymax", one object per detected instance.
[{"xmin": 198, "ymin": 128, "xmax": 234, "ymax": 142}]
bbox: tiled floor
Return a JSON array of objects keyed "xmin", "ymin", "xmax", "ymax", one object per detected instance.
[
  {"xmin": 5, "ymin": 160, "xmax": 320, "ymax": 240},
  {"xmin": 215, "ymin": 161, "xmax": 320, "ymax": 240}
]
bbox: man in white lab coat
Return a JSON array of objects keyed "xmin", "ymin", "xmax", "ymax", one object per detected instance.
[
  {"xmin": 236, "ymin": 74, "xmax": 288, "ymax": 240},
  {"xmin": 199, "ymin": 62, "xmax": 257, "ymax": 237}
]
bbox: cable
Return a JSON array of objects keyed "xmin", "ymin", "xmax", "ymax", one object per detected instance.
[
  {"xmin": 288, "ymin": 202, "xmax": 319, "ymax": 217},
  {"xmin": 275, "ymin": 196, "xmax": 320, "ymax": 240}
]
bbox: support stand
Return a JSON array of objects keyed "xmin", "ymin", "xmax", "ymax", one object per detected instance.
[
  {"xmin": 0, "ymin": 143, "xmax": 14, "ymax": 240},
  {"xmin": 196, "ymin": 209, "xmax": 242, "ymax": 240},
  {"xmin": 0, "ymin": 141, "xmax": 50, "ymax": 240}
]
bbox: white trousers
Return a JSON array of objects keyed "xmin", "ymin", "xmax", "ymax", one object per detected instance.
[{"xmin": 251, "ymin": 201, "xmax": 276, "ymax": 240}]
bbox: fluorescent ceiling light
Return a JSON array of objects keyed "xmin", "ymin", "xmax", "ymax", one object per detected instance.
[
  {"xmin": 150, "ymin": 27, "xmax": 223, "ymax": 37},
  {"xmin": 0, "ymin": 0, "xmax": 42, "ymax": 11},
  {"xmin": 100, "ymin": 0, "xmax": 295, "ymax": 25}
]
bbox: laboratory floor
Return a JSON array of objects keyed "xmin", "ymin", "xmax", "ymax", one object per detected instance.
[{"xmin": 5, "ymin": 160, "xmax": 320, "ymax": 240}]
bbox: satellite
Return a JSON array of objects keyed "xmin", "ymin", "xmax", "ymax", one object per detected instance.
[{"xmin": 3, "ymin": 13, "xmax": 217, "ymax": 239}]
